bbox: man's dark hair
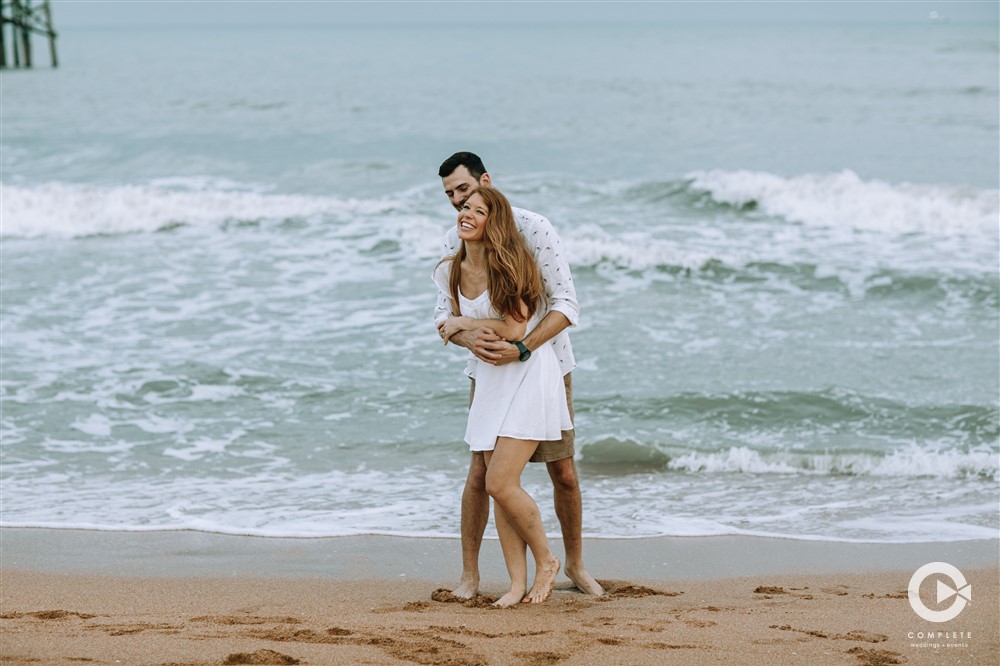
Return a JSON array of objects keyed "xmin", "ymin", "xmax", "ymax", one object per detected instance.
[{"xmin": 438, "ymin": 151, "xmax": 488, "ymax": 180}]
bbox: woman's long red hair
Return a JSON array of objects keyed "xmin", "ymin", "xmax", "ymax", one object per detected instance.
[{"xmin": 443, "ymin": 187, "xmax": 543, "ymax": 324}]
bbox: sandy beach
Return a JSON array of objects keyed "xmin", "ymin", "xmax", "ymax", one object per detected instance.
[
  {"xmin": 1, "ymin": 529, "xmax": 996, "ymax": 665},
  {"xmin": 4, "ymin": 5, "xmax": 998, "ymax": 665}
]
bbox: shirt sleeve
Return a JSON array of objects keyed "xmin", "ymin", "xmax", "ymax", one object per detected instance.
[
  {"xmin": 525, "ymin": 213, "xmax": 580, "ymax": 327},
  {"xmin": 433, "ymin": 230, "xmax": 459, "ymax": 327},
  {"xmin": 432, "ymin": 260, "xmax": 451, "ymax": 293}
]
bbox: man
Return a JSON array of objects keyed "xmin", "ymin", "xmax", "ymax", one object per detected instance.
[{"xmin": 434, "ymin": 151, "xmax": 603, "ymax": 598}]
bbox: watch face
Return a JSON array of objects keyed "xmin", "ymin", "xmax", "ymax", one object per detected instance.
[{"xmin": 520, "ymin": 350, "xmax": 531, "ymax": 361}]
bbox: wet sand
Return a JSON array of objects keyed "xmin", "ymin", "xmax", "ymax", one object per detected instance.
[{"xmin": 1, "ymin": 529, "xmax": 996, "ymax": 664}]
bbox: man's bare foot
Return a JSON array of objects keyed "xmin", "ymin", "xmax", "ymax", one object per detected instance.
[
  {"xmin": 523, "ymin": 556, "xmax": 560, "ymax": 604},
  {"xmin": 492, "ymin": 589, "xmax": 526, "ymax": 608},
  {"xmin": 451, "ymin": 577, "xmax": 479, "ymax": 600},
  {"xmin": 565, "ymin": 563, "xmax": 605, "ymax": 596}
]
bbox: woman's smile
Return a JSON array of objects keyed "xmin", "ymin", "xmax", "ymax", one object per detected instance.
[{"xmin": 457, "ymin": 192, "xmax": 489, "ymax": 241}]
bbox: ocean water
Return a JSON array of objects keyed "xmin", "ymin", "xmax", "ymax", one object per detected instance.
[{"xmin": 2, "ymin": 22, "xmax": 998, "ymax": 543}]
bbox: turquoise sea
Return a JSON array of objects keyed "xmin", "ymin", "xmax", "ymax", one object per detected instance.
[{"xmin": 2, "ymin": 19, "xmax": 998, "ymax": 543}]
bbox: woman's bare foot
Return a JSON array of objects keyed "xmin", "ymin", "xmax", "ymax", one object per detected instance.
[
  {"xmin": 523, "ymin": 556, "xmax": 560, "ymax": 604},
  {"xmin": 451, "ymin": 576, "xmax": 479, "ymax": 600},
  {"xmin": 565, "ymin": 563, "xmax": 605, "ymax": 596},
  {"xmin": 492, "ymin": 588, "xmax": 526, "ymax": 608}
]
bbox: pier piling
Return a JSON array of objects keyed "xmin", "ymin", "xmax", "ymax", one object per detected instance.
[{"xmin": 1, "ymin": 0, "xmax": 57, "ymax": 69}]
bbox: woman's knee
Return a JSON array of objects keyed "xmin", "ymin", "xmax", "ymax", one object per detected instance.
[{"xmin": 484, "ymin": 470, "xmax": 514, "ymax": 501}]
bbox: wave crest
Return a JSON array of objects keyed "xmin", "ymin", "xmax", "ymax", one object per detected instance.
[
  {"xmin": 686, "ymin": 169, "xmax": 998, "ymax": 236},
  {"xmin": 0, "ymin": 181, "xmax": 397, "ymax": 238},
  {"xmin": 579, "ymin": 440, "xmax": 998, "ymax": 480}
]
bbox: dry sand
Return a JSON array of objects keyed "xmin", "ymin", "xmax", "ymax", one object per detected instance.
[{"xmin": 1, "ymin": 530, "xmax": 996, "ymax": 665}]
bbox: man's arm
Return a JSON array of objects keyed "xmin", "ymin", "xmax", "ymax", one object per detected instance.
[
  {"xmin": 522, "ymin": 310, "xmax": 571, "ymax": 352},
  {"xmin": 471, "ymin": 310, "xmax": 570, "ymax": 366},
  {"xmin": 526, "ymin": 211, "xmax": 579, "ymax": 329},
  {"xmin": 433, "ymin": 234, "xmax": 457, "ymax": 328},
  {"xmin": 474, "ymin": 211, "xmax": 577, "ymax": 366}
]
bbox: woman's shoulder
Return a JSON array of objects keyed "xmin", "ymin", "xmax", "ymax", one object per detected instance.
[{"xmin": 432, "ymin": 257, "xmax": 454, "ymax": 292}]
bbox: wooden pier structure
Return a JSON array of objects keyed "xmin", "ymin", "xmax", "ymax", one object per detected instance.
[{"xmin": 0, "ymin": 0, "xmax": 58, "ymax": 68}]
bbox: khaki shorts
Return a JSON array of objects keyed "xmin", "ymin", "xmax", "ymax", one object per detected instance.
[{"xmin": 468, "ymin": 372, "xmax": 575, "ymax": 463}]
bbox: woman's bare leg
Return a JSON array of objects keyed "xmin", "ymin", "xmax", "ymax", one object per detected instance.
[
  {"xmin": 485, "ymin": 437, "xmax": 561, "ymax": 605},
  {"xmin": 484, "ymin": 450, "xmax": 527, "ymax": 607}
]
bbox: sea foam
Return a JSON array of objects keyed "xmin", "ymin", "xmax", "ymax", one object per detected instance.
[
  {"xmin": 0, "ymin": 181, "xmax": 399, "ymax": 238},
  {"xmin": 687, "ymin": 169, "xmax": 999, "ymax": 236},
  {"xmin": 665, "ymin": 444, "xmax": 998, "ymax": 479}
]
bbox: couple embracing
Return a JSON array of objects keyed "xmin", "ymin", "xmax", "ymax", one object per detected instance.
[{"xmin": 433, "ymin": 152, "xmax": 603, "ymax": 607}]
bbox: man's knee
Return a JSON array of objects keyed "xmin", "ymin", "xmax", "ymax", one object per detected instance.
[
  {"xmin": 466, "ymin": 454, "xmax": 488, "ymax": 493},
  {"xmin": 548, "ymin": 457, "xmax": 579, "ymax": 493}
]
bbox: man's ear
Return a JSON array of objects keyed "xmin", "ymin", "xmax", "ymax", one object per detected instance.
[{"xmin": 480, "ymin": 173, "xmax": 492, "ymax": 187}]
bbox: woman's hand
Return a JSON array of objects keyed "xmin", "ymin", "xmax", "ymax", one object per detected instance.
[{"xmin": 437, "ymin": 316, "xmax": 473, "ymax": 344}]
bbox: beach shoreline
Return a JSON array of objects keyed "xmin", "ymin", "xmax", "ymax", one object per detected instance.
[
  {"xmin": 1, "ymin": 527, "xmax": 998, "ymax": 581},
  {"xmin": 1, "ymin": 529, "xmax": 996, "ymax": 664}
]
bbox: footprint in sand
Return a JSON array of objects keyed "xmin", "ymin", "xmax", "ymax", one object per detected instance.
[
  {"xmin": 836, "ymin": 630, "xmax": 889, "ymax": 643},
  {"xmin": 2, "ymin": 610, "xmax": 97, "ymax": 620},
  {"xmin": 85, "ymin": 621, "xmax": 182, "ymax": 636},
  {"xmin": 636, "ymin": 619, "xmax": 673, "ymax": 632},
  {"xmin": 430, "ymin": 588, "xmax": 499, "ymax": 607},
  {"xmin": 512, "ymin": 651, "xmax": 568, "ymax": 665},
  {"xmin": 190, "ymin": 615, "xmax": 302, "ymax": 625},
  {"xmin": 846, "ymin": 647, "xmax": 905, "ymax": 665},
  {"xmin": 429, "ymin": 625, "xmax": 548, "ymax": 639},
  {"xmin": 770, "ymin": 625, "xmax": 889, "ymax": 644},
  {"xmin": 595, "ymin": 580, "xmax": 683, "ymax": 600},
  {"xmin": 770, "ymin": 624, "xmax": 829, "ymax": 638},
  {"xmin": 645, "ymin": 642, "xmax": 699, "ymax": 650},
  {"xmin": 862, "ymin": 591, "xmax": 907, "ymax": 599},
  {"xmin": 238, "ymin": 627, "xmax": 348, "ymax": 644},
  {"xmin": 375, "ymin": 633, "xmax": 487, "ymax": 666},
  {"xmin": 223, "ymin": 649, "xmax": 300, "ymax": 665}
]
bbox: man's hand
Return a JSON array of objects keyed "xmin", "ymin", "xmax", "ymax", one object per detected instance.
[
  {"xmin": 436, "ymin": 321, "xmax": 520, "ymax": 365},
  {"xmin": 473, "ymin": 328, "xmax": 520, "ymax": 366},
  {"xmin": 444, "ymin": 327, "xmax": 478, "ymax": 351}
]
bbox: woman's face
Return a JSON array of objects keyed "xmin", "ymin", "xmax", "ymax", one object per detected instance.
[{"xmin": 457, "ymin": 192, "xmax": 489, "ymax": 243}]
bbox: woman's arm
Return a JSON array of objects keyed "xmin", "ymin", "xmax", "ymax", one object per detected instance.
[{"xmin": 439, "ymin": 300, "xmax": 529, "ymax": 344}]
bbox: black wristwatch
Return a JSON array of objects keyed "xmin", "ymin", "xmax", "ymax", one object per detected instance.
[{"xmin": 514, "ymin": 341, "xmax": 531, "ymax": 362}]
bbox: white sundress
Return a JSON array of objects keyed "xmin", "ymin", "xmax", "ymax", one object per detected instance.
[{"xmin": 434, "ymin": 262, "xmax": 573, "ymax": 452}]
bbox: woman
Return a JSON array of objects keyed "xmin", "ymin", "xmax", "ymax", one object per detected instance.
[{"xmin": 434, "ymin": 186, "xmax": 571, "ymax": 607}]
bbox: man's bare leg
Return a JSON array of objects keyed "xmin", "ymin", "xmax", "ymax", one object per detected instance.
[
  {"xmin": 453, "ymin": 452, "xmax": 489, "ymax": 599},
  {"xmin": 547, "ymin": 457, "xmax": 604, "ymax": 596}
]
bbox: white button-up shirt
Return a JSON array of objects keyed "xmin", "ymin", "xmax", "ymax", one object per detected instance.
[{"xmin": 434, "ymin": 206, "xmax": 578, "ymax": 378}]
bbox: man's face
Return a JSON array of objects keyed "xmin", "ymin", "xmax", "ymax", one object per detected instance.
[{"xmin": 442, "ymin": 165, "xmax": 487, "ymax": 211}]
